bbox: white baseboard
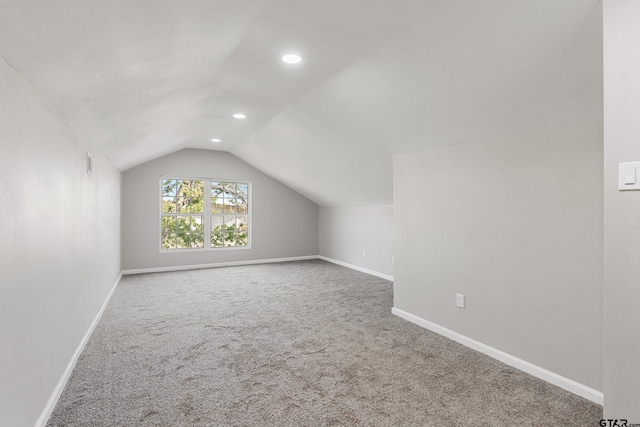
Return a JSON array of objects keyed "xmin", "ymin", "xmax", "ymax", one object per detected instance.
[
  {"xmin": 121, "ymin": 255, "xmax": 320, "ymax": 275},
  {"xmin": 122, "ymin": 256, "xmax": 394, "ymax": 282},
  {"xmin": 35, "ymin": 272, "xmax": 123, "ymax": 427},
  {"xmin": 318, "ymin": 256, "xmax": 394, "ymax": 281},
  {"xmin": 391, "ymin": 307, "xmax": 603, "ymax": 405}
]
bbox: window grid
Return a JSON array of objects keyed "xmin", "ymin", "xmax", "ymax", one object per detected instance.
[
  {"xmin": 160, "ymin": 178, "xmax": 250, "ymax": 251},
  {"xmin": 210, "ymin": 181, "xmax": 249, "ymax": 248}
]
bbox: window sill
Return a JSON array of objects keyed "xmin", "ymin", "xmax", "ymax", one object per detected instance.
[{"xmin": 159, "ymin": 245, "xmax": 252, "ymax": 254}]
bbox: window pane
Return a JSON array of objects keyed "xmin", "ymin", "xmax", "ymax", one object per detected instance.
[
  {"xmin": 190, "ymin": 196, "xmax": 204, "ymax": 213},
  {"xmin": 236, "ymin": 192, "xmax": 248, "ymax": 214},
  {"xmin": 223, "ymin": 216, "xmax": 236, "ymax": 246},
  {"xmin": 162, "ymin": 197, "xmax": 176, "ymax": 213},
  {"xmin": 211, "ymin": 201, "xmax": 223, "ymax": 214},
  {"xmin": 238, "ymin": 183, "xmax": 248, "ymax": 199},
  {"xmin": 211, "ymin": 216, "xmax": 224, "ymax": 247},
  {"xmin": 224, "ymin": 231, "xmax": 236, "ymax": 246},
  {"xmin": 222, "ymin": 183, "xmax": 235, "ymax": 210},
  {"xmin": 174, "ymin": 180, "xmax": 184, "ymax": 196},
  {"xmin": 190, "ymin": 181, "xmax": 204, "ymax": 213},
  {"xmin": 191, "ymin": 216, "xmax": 204, "ymax": 233},
  {"xmin": 162, "ymin": 233, "xmax": 177, "ymax": 249},
  {"xmin": 176, "ymin": 216, "xmax": 189, "ymax": 235},
  {"xmin": 228, "ymin": 199, "xmax": 239, "ymax": 213},
  {"xmin": 192, "ymin": 180, "xmax": 204, "ymax": 196},
  {"xmin": 235, "ymin": 183, "xmax": 248, "ymax": 213},
  {"xmin": 236, "ymin": 216, "xmax": 248, "ymax": 246},
  {"xmin": 211, "ymin": 216, "xmax": 223, "ymax": 229},
  {"xmin": 211, "ymin": 181, "xmax": 222, "ymax": 196},
  {"xmin": 177, "ymin": 233, "xmax": 191, "ymax": 249},
  {"xmin": 176, "ymin": 197, "xmax": 190, "ymax": 213},
  {"xmin": 211, "ymin": 182, "xmax": 223, "ymax": 214},
  {"xmin": 223, "ymin": 216, "xmax": 237, "ymax": 229},
  {"xmin": 161, "ymin": 216, "xmax": 176, "ymax": 235},
  {"xmin": 191, "ymin": 234, "xmax": 204, "ymax": 248},
  {"xmin": 161, "ymin": 216, "xmax": 176, "ymax": 249},
  {"xmin": 182, "ymin": 180, "xmax": 192, "ymax": 197},
  {"xmin": 162, "ymin": 179, "xmax": 178, "ymax": 197},
  {"xmin": 211, "ymin": 197, "xmax": 223, "ymax": 214}
]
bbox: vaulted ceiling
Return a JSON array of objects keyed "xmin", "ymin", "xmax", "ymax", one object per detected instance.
[{"xmin": 0, "ymin": 0, "xmax": 602, "ymax": 206}]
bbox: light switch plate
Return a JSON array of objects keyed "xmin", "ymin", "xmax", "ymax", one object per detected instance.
[
  {"xmin": 619, "ymin": 162, "xmax": 640, "ymax": 191},
  {"xmin": 456, "ymin": 293, "xmax": 465, "ymax": 308}
]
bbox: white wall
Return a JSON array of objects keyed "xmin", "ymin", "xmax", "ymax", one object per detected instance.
[
  {"xmin": 393, "ymin": 120, "xmax": 603, "ymax": 392},
  {"xmin": 319, "ymin": 205, "xmax": 393, "ymax": 279},
  {"xmin": 603, "ymin": 0, "xmax": 640, "ymax": 419},
  {"xmin": 121, "ymin": 149, "xmax": 318, "ymax": 271},
  {"xmin": 0, "ymin": 57, "xmax": 121, "ymax": 426}
]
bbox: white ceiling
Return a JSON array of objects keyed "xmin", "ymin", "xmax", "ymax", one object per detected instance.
[{"xmin": 0, "ymin": 0, "xmax": 602, "ymax": 206}]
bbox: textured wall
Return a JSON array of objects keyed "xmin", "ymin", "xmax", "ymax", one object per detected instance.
[
  {"xmin": 393, "ymin": 120, "xmax": 603, "ymax": 391},
  {"xmin": 319, "ymin": 205, "xmax": 393, "ymax": 278},
  {"xmin": 0, "ymin": 57, "xmax": 121, "ymax": 426},
  {"xmin": 603, "ymin": 0, "xmax": 640, "ymax": 419},
  {"xmin": 121, "ymin": 149, "xmax": 318, "ymax": 270}
]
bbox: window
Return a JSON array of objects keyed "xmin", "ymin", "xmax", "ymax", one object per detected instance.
[
  {"xmin": 161, "ymin": 179, "xmax": 205, "ymax": 249},
  {"xmin": 161, "ymin": 178, "xmax": 250, "ymax": 250},
  {"xmin": 210, "ymin": 181, "xmax": 249, "ymax": 247}
]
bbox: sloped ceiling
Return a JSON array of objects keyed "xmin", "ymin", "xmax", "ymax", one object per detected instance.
[{"xmin": 0, "ymin": 0, "xmax": 602, "ymax": 206}]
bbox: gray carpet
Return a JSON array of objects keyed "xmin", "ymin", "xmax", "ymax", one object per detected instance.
[{"xmin": 47, "ymin": 260, "xmax": 602, "ymax": 426}]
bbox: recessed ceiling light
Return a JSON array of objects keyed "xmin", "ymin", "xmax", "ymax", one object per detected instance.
[
  {"xmin": 211, "ymin": 138, "xmax": 221, "ymax": 142},
  {"xmin": 233, "ymin": 113, "xmax": 246, "ymax": 119},
  {"xmin": 282, "ymin": 54, "xmax": 302, "ymax": 64}
]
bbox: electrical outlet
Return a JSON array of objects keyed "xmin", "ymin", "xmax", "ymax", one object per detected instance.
[
  {"xmin": 456, "ymin": 293, "xmax": 465, "ymax": 308},
  {"xmin": 363, "ymin": 249, "xmax": 367, "ymax": 257},
  {"xmin": 391, "ymin": 255, "xmax": 394, "ymax": 264}
]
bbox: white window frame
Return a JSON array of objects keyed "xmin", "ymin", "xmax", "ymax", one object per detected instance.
[{"xmin": 159, "ymin": 176, "xmax": 252, "ymax": 252}]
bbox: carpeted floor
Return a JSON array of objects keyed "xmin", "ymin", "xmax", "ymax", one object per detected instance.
[{"xmin": 46, "ymin": 260, "xmax": 602, "ymax": 426}]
